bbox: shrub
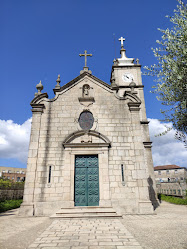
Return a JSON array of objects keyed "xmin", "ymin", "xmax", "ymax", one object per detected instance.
[
  {"xmin": 0, "ymin": 199, "xmax": 23, "ymax": 213},
  {"xmin": 0, "ymin": 179, "xmax": 24, "ymax": 190},
  {"xmin": 160, "ymin": 194, "xmax": 187, "ymax": 205}
]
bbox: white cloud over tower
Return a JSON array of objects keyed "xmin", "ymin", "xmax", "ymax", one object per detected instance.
[{"xmin": 0, "ymin": 117, "xmax": 186, "ymax": 168}]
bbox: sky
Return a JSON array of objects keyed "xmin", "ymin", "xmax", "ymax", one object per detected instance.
[{"xmin": 0, "ymin": 0, "xmax": 186, "ymax": 168}]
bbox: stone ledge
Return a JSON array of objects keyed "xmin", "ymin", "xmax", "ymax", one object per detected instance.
[
  {"xmin": 128, "ymin": 102, "xmax": 141, "ymax": 112},
  {"xmin": 63, "ymin": 143, "xmax": 110, "ymax": 148},
  {"xmin": 78, "ymin": 97, "xmax": 95, "ymax": 102},
  {"xmin": 143, "ymin": 142, "xmax": 152, "ymax": 148},
  {"xmin": 140, "ymin": 120, "xmax": 149, "ymax": 124}
]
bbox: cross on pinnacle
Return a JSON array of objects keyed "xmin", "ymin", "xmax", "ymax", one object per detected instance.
[
  {"xmin": 79, "ymin": 50, "xmax": 92, "ymax": 68},
  {"xmin": 118, "ymin": 37, "xmax": 125, "ymax": 48}
]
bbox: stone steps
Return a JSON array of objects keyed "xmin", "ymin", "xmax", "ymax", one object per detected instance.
[{"xmin": 51, "ymin": 206, "xmax": 122, "ymax": 219}]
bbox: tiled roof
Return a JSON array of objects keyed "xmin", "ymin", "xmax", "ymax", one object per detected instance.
[{"xmin": 154, "ymin": 165, "xmax": 182, "ymax": 170}]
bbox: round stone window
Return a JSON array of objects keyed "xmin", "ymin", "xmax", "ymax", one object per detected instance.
[{"xmin": 79, "ymin": 111, "xmax": 94, "ymax": 130}]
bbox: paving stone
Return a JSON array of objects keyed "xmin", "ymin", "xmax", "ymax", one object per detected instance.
[
  {"xmin": 89, "ymin": 246, "xmax": 116, "ymax": 249},
  {"xmin": 99, "ymin": 241, "xmax": 124, "ymax": 246},
  {"xmin": 71, "ymin": 247, "xmax": 89, "ymax": 249},
  {"xmin": 28, "ymin": 244, "xmax": 39, "ymax": 248},
  {"xmin": 38, "ymin": 243, "xmax": 58, "ymax": 247},
  {"xmin": 41, "ymin": 247, "xmax": 71, "ymax": 249},
  {"xmin": 27, "ymin": 218, "xmax": 142, "ymax": 249},
  {"xmin": 117, "ymin": 247, "xmax": 142, "ymax": 249}
]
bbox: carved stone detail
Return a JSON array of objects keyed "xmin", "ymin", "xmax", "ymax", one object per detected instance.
[{"xmin": 78, "ymin": 84, "xmax": 95, "ymax": 107}]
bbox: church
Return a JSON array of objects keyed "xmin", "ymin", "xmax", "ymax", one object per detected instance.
[{"xmin": 19, "ymin": 37, "xmax": 157, "ymax": 217}]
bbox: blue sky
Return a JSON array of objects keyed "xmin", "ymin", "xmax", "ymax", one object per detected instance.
[{"xmin": 0, "ymin": 0, "xmax": 186, "ymax": 168}]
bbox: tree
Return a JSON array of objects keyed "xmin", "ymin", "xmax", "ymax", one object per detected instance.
[{"xmin": 144, "ymin": 0, "xmax": 187, "ymax": 147}]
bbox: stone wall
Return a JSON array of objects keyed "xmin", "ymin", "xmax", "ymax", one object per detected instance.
[
  {"xmin": 156, "ymin": 182, "xmax": 187, "ymax": 197},
  {"xmin": 0, "ymin": 189, "xmax": 24, "ymax": 201},
  {"xmin": 21, "ymin": 72, "xmax": 156, "ymax": 216}
]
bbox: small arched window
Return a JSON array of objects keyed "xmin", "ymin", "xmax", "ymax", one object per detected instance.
[{"xmin": 48, "ymin": 166, "xmax": 52, "ymax": 183}]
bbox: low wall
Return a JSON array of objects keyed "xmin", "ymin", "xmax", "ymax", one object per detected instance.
[
  {"xmin": 0, "ymin": 189, "xmax": 24, "ymax": 201},
  {"xmin": 156, "ymin": 182, "xmax": 187, "ymax": 197}
]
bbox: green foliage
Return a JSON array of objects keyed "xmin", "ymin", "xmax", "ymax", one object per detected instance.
[
  {"xmin": 0, "ymin": 199, "xmax": 23, "ymax": 213},
  {"xmin": 160, "ymin": 194, "xmax": 187, "ymax": 205},
  {"xmin": 144, "ymin": 0, "xmax": 187, "ymax": 146},
  {"xmin": 0, "ymin": 179, "xmax": 24, "ymax": 190}
]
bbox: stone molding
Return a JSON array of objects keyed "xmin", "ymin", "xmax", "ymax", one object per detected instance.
[
  {"xmin": 78, "ymin": 97, "xmax": 95, "ymax": 102},
  {"xmin": 111, "ymin": 85, "xmax": 144, "ymax": 90},
  {"xmin": 65, "ymin": 147, "xmax": 111, "ymax": 208},
  {"xmin": 128, "ymin": 102, "xmax": 141, "ymax": 111},
  {"xmin": 53, "ymin": 71, "xmax": 111, "ymax": 94},
  {"xmin": 31, "ymin": 104, "xmax": 45, "ymax": 113},
  {"xmin": 112, "ymin": 64, "xmax": 141, "ymax": 69},
  {"xmin": 114, "ymin": 91, "xmax": 141, "ymax": 103},
  {"xmin": 140, "ymin": 120, "xmax": 150, "ymax": 124},
  {"xmin": 63, "ymin": 130, "xmax": 111, "ymax": 145},
  {"xmin": 78, "ymin": 97, "xmax": 95, "ymax": 107},
  {"xmin": 30, "ymin": 93, "xmax": 48, "ymax": 113},
  {"xmin": 114, "ymin": 91, "xmax": 141, "ymax": 111},
  {"xmin": 143, "ymin": 142, "xmax": 152, "ymax": 148},
  {"xmin": 63, "ymin": 143, "xmax": 110, "ymax": 148},
  {"xmin": 30, "ymin": 93, "xmax": 48, "ymax": 105}
]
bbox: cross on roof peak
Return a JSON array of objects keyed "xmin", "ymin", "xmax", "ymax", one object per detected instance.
[
  {"xmin": 118, "ymin": 37, "xmax": 125, "ymax": 48},
  {"xmin": 79, "ymin": 50, "xmax": 92, "ymax": 68}
]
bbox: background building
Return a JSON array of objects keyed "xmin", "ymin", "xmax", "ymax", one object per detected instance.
[
  {"xmin": 0, "ymin": 166, "xmax": 26, "ymax": 182},
  {"xmin": 154, "ymin": 165, "xmax": 187, "ymax": 197}
]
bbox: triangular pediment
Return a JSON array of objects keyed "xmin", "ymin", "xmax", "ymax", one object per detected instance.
[
  {"xmin": 30, "ymin": 72, "xmax": 112, "ymax": 106},
  {"xmin": 53, "ymin": 71, "xmax": 111, "ymax": 95}
]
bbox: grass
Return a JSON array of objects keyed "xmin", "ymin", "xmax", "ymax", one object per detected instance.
[
  {"xmin": 160, "ymin": 194, "xmax": 187, "ymax": 205},
  {"xmin": 0, "ymin": 199, "xmax": 23, "ymax": 213}
]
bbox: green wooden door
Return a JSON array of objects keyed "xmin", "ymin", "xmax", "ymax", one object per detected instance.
[{"xmin": 75, "ymin": 155, "xmax": 99, "ymax": 206}]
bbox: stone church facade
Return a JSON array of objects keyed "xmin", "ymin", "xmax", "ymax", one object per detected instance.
[{"xmin": 19, "ymin": 39, "xmax": 157, "ymax": 216}]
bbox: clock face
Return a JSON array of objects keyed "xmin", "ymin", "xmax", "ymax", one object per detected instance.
[{"xmin": 122, "ymin": 73, "xmax": 134, "ymax": 83}]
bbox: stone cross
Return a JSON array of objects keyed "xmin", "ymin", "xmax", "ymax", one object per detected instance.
[
  {"xmin": 118, "ymin": 37, "xmax": 125, "ymax": 48},
  {"xmin": 79, "ymin": 50, "xmax": 92, "ymax": 67}
]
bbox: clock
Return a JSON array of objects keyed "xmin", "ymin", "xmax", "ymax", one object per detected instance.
[{"xmin": 122, "ymin": 73, "xmax": 134, "ymax": 83}]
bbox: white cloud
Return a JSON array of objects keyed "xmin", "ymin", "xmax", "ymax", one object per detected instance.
[
  {"xmin": 148, "ymin": 118, "xmax": 187, "ymax": 168},
  {"xmin": 0, "ymin": 118, "xmax": 32, "ymax": 164},
  {"xmin": 0, "ymin": 117, "xmax": 186, "ymax": 169}
]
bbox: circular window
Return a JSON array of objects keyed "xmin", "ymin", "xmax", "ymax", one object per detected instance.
[{"xmin": 79, "ymin": 111, "xmax": 94, "ymax": 130}]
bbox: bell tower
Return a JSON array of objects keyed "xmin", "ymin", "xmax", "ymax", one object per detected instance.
[
  {"xmin": 110, "ymin": 37, "xmax": 142, "ymax": 96},
  {"xmin": 110, "ymin": 37, "xmax": 157, "ymax": 210}
]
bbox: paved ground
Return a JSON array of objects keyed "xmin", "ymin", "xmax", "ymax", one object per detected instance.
[
  {"xmin": 0, "ymin": 210, "xmax": 52, "ymax": 249},
  {"xmin": 28, "ymin": 218, "xmax": 142, "ymax": 249},
  {"xmin": 121, "ymin": 201, "xmax": 187, "ymax": 249},
  {"xmin": 0, "ymin": 202, "xmax": 187, "ymax": 249}
]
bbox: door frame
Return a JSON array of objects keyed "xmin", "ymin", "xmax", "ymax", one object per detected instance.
[{"xmin": 63, "ymin": 146, "xmax": 111, "ymax": 207}]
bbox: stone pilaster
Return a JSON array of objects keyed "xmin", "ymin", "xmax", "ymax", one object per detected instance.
[
  {"xmin": 141, "ymin": 121, "xmax": 159, "ymax": 209},
  {"xmin": 19, "ymin": 105, "xmax": 44, "ymax": 216},
  {"xmin": 130, "ymin": 108, "xmax": 153, "ymax": 214}
]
